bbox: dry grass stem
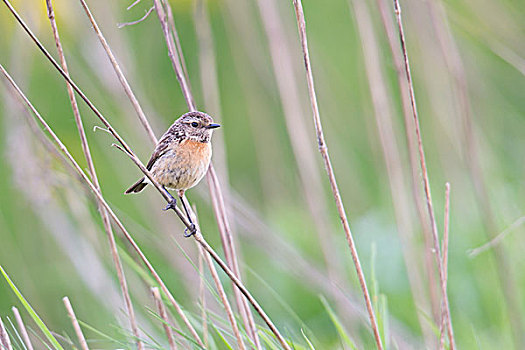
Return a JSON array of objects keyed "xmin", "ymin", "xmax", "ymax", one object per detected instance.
[
  {"xmin": 163, "ymin": 0, "xmax": 190, "ymax": 85},
  {"xmin": 291, "ymin": 1, "xmax": 383, "ymax": 348},
  {"xmin": 439, "ymin": 183, "xmax": 451, "ymax": 349},
  {"xmin": 0, "ymin": 317, "xmax": 13, "ymax": 350},
  {"xmin": 118, "ymin": 6, "xmax": 155, "ymax": 28},
  {"xmin": 79, "ymin": 0, "xmax": 158, "ymax": 145},
  {"xmin": 198, "ymin": 246, "xmax": 208, "ymax": 348},
  {"xmin": 151, "ymin": 288, "xmax": 177, "ymax": 350},
  {"xmin": 62, "ymin": 297, "xmax": 89, "ymax": 350},
  {"xmin": 44, "ymin": 1, "xmax": 143, "ymax": 347},
  {"xmin": 196, "ymin": 243, "xmax": 246, "ymax": 350},
  {"xmin": 11, "ymin": 307, "xmax": 34, "ymax": 350},
  {"xmin": 153, "ymin": 0, "xmax": 195, "ymax": 111},
  {"xmin": 348, "ymin": 0, "xmax": 432, "ymax": 343},
  {"xmin": 374, "ymin": 0, "xmax": 440, "ymax": 321},
  {"xmin": 391, "ymin": 0, "xmax": 455, "ymax": 348},
  {"xmin": 469, "ymin": 216, "xmax": 525, "ymax": 257},
  {"xmin": 206, "ymin": 167, "xmax": 261, "ymax": 348},
  {"xmin": 428, "ymin": 2, "xmax": 524, "ymax": 345}
]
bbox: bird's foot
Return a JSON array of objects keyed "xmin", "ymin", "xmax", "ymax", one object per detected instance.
[
  {"xmin": 163, "ymin": 199, "xmax": 177, "ymax": 211},
  {"xmin": 184, "ymin": 224, "xmax": 197, "ymax": 237}
]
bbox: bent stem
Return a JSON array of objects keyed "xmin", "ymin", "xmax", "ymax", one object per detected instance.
[{"xmin": 291, "ymin": 0, "xmax": 383, "ymax": 349}]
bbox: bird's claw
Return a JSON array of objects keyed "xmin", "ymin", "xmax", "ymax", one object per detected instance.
[
  {"xmin": 163, "ymin": 199, "xmax": 177, "ymax": 211},
  {"xmin": 184, "ymin": 224, "xmax": 196, "ymax": 237}
]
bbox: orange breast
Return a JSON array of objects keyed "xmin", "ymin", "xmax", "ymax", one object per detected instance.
[{"xmin": 151, "ymin": 139, "xmax": 212, "ymax": 191}]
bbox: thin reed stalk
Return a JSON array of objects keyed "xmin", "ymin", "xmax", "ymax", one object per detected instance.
[
  {"xmin": 291, "ymin": 1, "xmax": 383, "ymax": 348},
  {"xmin": 44, "ymin": 2, "xmax": 142, "ymax": 348},
  {"xmin": 12, "ymin": 307, "xmax": 34, "ymax": 350},
  {"xmin": 391, "ymin": 0, "xmax": 455, "ymax": 348},
  {"xmin": 153, "ymin": 0, "xmax": 195, "ymax": 111},
  {"xmin": 151, "ymin": 288, "xmax": 177, "ymax": 350},
  {"xmin": 62, "ymin": 297, "xmax": 89, "ymax": 350},
  {"xmin": 0, "ymin": 317, "xmax": 13, "ymax": 350},
  {"xmin": 197, "ymin": 246, "xmax": 208, "ymax": 348},
  {"xmin": 439, "ymin": 183, "xmax": 451, "ymax": 350},
  {"xmin": 428, "ymin": 1, "xmax": 523, "ymax": 346},
  {"xmin": 196, "ymin": 243, "xmax": 246, "ymax": 350},
  {"xmin": 347, "ymin": 0, "xmax": 432, "ymax": 344},
  {"xmin": 374, "ymin": 0, "xmax": 440, "ymax": 320},
  {"xmin": 206, "ymin": 167, "xmax": 261, "ymax": 347}
]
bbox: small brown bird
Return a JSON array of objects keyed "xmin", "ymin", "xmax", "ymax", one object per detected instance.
[{"xmin": 125, "ymin": 111, "xmax": 220, "ymax": 236}]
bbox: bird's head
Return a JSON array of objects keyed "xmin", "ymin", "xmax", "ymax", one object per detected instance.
[{"xmin": 176, "ymin": 111, "xmax": 220, "ymax": 143}]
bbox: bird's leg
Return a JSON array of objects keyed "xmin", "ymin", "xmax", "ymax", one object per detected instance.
[
  {"xmin": 179, "ymin": 193, "xmax": 196, "ymax": 237},
  {"xmin": 162, "ymin": 187, "xmax": 177, "ymax": 211}
]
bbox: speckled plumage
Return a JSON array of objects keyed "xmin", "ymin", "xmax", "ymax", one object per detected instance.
[{"xmin": 125, "ymin": 111, "xmax": 219, "ymax": 194}]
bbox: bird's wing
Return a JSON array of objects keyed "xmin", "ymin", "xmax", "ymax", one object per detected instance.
[{"xmin": 146, "ymin": 133, "xmax": 173, "ymax": 170}]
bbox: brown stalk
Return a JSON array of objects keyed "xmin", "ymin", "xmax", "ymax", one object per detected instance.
[
  {"xmin": 196, "ymin": 243, "xmax": 246, "ymax": 350},
  {"xmin": 391, "ymin": 0, "xmax": 455, "ymax": 348},
  {"xmin": 0, "ymin": 61, "xmax": 203, "ymax": 348},
  {"xmin": 153, "ymin": 0, "xmax": 195, "ymax": 111},
  {"xmin": 0, "ymin": 317, "xmax": 13, "ymax": 350},
  {"xmin": 163, "ymin": 0, "xmax": 190, "ymax": 87},
  {"xmin": 156, "ymin": 1, "xmax": 261, "ymax": 346},
  {"xmin": 151, "ymin": 287, "xmax": 177, "ymax": 350},
  {"xmin": 206, "ymin": 167, "xmax": 261, "ymax": 347},
  {"xmin": 374, "ymin": 0, "xmax": 440, "ymax": 320},
  {"xmin": 62, "ymin": 297, "xmax": 89, "ymax": 350},
  {"xmin": 194, "ymin": 0, "xmax": 229, "ymax": 186},
  {"xmin": 348, "ymin": 0, "xmax": 432, "ymax": 344},
  {"xmin": 428, "ymin": 1, "xmax": 524, "ymax": 346},
  {"xmin": 439, "ymin": 183, "xmax": 451, "ymax": 350},
  {"xmin": 197, "ymin": 245, "xmax": 208, "ymax": 348},
  {"xmin": 44, "ymin": 1, "xmax": 142, "ymax": 348},
  {"xmin": 290, "ymin": 1, "xmax": 383, "ymax": 348},
  {"xmin": 11, "ymin": 307, "xmax": 34, "ymax": 350}
]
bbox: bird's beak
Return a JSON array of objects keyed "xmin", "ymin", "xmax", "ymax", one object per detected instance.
[{"xmin": 205, "ymin": 123, "xmax": 221, "ymax": 129}]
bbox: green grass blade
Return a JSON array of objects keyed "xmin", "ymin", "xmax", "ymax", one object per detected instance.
[
  {"xmin": 301, "ymin": 328, "xmax": 316, "ymax": 350},
  {"xmin": 319, "ymin": 296, "xmax": 357, "ymax": 350},
  {"xmin": 0, "ymin": 266, "xmax": 64, "ymax": 350}
]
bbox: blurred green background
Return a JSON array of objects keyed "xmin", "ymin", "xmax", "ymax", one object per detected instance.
[{"xmin": 1, "ymin": 0, "xmax": 525, "ymax": 348}]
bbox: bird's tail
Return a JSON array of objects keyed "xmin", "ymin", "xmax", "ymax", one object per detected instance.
[{"xmin": 125, "ymin": 177, "xmax": 148, "ymax": 194}]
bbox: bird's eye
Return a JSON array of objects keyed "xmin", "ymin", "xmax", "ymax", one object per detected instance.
[{"xmin": 191, "ymin": 122, "xmax": 199, "ymax": 127}]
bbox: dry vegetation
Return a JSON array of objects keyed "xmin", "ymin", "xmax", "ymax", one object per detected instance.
[{"xmin": 1, "ymin": 0, "xmax": 524, "ymax": 349}]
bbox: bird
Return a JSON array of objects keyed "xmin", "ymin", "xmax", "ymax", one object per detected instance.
[{"xmin": 125, "ymin": 111, "xmax": 220, "ymax": 236}]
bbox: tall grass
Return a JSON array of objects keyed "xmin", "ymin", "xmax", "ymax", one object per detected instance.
[{"xmin": 1, "ymin": 0, "xmax": 525, "ymax": 349}]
